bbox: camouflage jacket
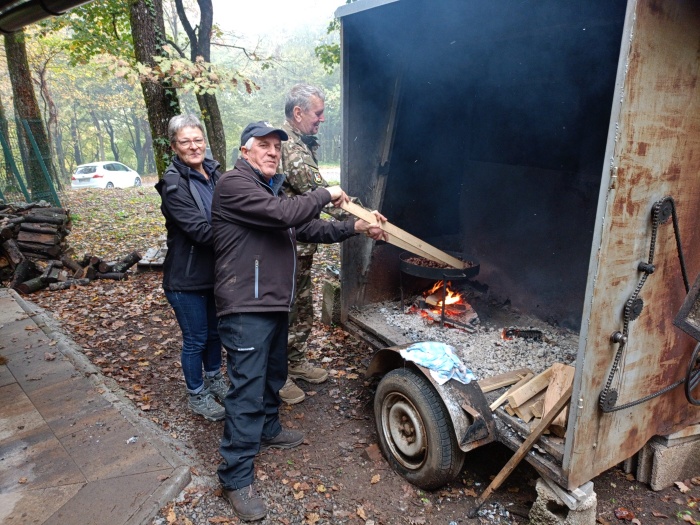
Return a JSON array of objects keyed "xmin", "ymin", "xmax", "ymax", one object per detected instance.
[{"xmin": 278, "ymin": 120, "xmax": 348, "ymax": 256}]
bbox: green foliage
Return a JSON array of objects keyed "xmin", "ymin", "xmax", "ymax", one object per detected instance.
[{"xmin": 314, "ymin": 0, "xmax": 355, "ymax": 74}]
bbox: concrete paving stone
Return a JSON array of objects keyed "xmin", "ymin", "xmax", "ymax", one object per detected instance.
[
  {"xmin": 60, "ymin": 414, "xmax": 173, "ymax": 482},
  {"xmin": 0, "ymin": 424, "xmax": 85, "ymax": 493},
  {"xmin": 0, "ymin": 321, "xmax": 50, "ymax": 355},
  {"xmin": 0, "ymin": 362, "xmax": 16, "ymax": 388},
  {"xmin": 0, "ymin": 483, "xmax": 83, "ymax": 525},
  {"xmin": 0, "ymin": 383, "xmax": 46, "ymax": 444},
  {"xmin": 0, "ymin": 291, "xmax": 29, "ymax": 324},
  {"xmin": 29, "ymin": 375, "xmax": 113, "ymax": 439},
  {"xmin": 43, "ymin": 469, "xmax": 176, "ymax": 525},
  {"xmin": 6, "ymin": 349, "xmax": 79, "ymax": 394}
]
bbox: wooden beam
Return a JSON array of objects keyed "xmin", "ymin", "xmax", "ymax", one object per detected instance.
[
  {"xmin": 478, "ymin": 368, "xmax": 533, "ymax": 393},
  {"xmin": 506, "ymin": 368, "xmax": 553, "ymax": 408},
  {"xmin": 489, "ymin": 372, "xmax": 535, "ymax": 411}
]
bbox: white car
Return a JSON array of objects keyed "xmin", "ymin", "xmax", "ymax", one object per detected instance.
[{"xmin": 71, "ymin": 162, "xmax": 142, "ymax": 189}]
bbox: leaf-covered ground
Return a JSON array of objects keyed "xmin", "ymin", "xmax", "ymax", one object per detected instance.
[{"xmin": 26, "ymin": 184, "xmax": 700, "ymax": 525}]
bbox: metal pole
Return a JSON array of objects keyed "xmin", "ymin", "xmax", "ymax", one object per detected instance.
[
  {"xmin": 0, "ymin": 127, "xmax": 30, "ymax": 202},
  {"xmin": 21, "ymin": 119, "xmax": 61, "ymax": 207}
]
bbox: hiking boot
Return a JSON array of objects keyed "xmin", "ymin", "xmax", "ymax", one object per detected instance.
[
  {"xmin": 279, "ymin": 377, "xmax": 305, "ymax": 405},
  {"xmin": 222, "ymin": 484, "xmax": 267, "ymax": 521},
  {"xmin": 188, "ymin": 388, "xmax": 225, "ymax": 421},
  {"xmin": 288, "ymin": 360, "xmax": 328, "ymax": 384},
  {"xmin": 205, "ymin": 372, "xmax": 229, "ymax": 403},
  {"xmin": 261, "ymin": 428, "xmax": 304, "ymax": 450}
]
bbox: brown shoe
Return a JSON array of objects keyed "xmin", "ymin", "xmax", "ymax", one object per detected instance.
[
  {"xmin": 279, "ymin": 377, "xmax": 305, "ymax": 405},
  {"xmin": 261, "ymin": 428, "xmax": 304, "ymax": 450},
  {"xmin": 223, "ymin": 484, "xmax": 267, "ymax": 521},
  {"xmin": 288, "ymin": 360, "xmax": 328, "ymax": 384}
]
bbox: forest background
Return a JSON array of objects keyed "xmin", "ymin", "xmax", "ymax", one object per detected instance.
[{"xmin": 0, "ymin": 0, "xmax": 346, "ymax": 192}]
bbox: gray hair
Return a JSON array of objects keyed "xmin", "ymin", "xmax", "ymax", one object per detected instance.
[
  {"xmin": 284, "ymin": 84, "xmax": 325, "ymax": 120},
  {"xmin": 168, "ymin": 114, "xmax": 205, "ymax": 143},
  {"xmin": 243, "ymin": 137, "xmax": 255, "ymax": 150}
]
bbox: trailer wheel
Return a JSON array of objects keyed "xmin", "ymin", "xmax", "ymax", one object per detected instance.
[{"xmin": 374, "ymin": 368, "xmax": 465, "ymax": 490}]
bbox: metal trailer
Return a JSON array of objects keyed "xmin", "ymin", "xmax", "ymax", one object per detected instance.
[{"xmin": 334, "ymin": 0, "xmax": 700, "ymax": 492}]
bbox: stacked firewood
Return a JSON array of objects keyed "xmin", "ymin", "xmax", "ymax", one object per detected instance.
[
  {"xmin": 479, "ymin": 363, "xmax": 574, "ymax": 437},
  {"xmin": 0, "ymin": 201, "xmax": 141, "ymax": 294}
]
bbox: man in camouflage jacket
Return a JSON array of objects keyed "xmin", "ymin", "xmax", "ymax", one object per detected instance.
[{"xmin": 278, "ymin": 84, "xmax": 348, "ymax": 404}]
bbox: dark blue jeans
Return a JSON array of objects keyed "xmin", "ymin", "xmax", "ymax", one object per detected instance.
[
  {"xmin": 217, "ymin": 312, "xmax": 287, "ymax": 490},
  {"xmin": 165, "ymin": 290, "xmax": 222, "ymax": 394}
]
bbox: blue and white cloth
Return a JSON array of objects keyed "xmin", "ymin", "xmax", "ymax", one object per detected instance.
[{"xmin": 399, "ymin": 341, "xmax": 476, "ymax": 385}]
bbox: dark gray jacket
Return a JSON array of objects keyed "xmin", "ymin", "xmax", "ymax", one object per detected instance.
[
  {"xmin": 212, "ymin": 158, "xmax": 356, "ymax": 316},
  {"xmin": 156, "ymin": 157, "xmax": 221, "ymax": 291}
]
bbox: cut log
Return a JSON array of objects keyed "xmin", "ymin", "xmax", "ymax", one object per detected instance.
[
  {"xmin": 16, "ymin": 241, "xmax": 62, "ymax": 258},
  {"xmin": 9, "ymin": 259, "xmax": 32, "ymax": 289},
  {"xmin": 1, "ymin": 226, "xmax": 14, "ymax": 240},
  {"xmin": 98, "ymin": 261, "xmax": 115, "ymax": 273},
  {"xmin": 16, "ymin": 276, "xmax": 49, "ymax": 294},
  {"xmin": 478, "ymin": 368, "xmax": 533, "ymax": 393},
  {"xmin": 19, "ymin": 222, "xmax": 59, "ymax": 235},
  {"xmin": 490, "ymin": 372, "xmax": 535, "ymax": 411},
  {"xmin": 111, "ymin": 251, "xmax": 142, "ymax": 273},
  {"xmin": 60, "ymin": 255, "xmax": 83, "ymax": 274},
  {"xmin": 95, "ymin": 272, "xmax": 128, "ymax": 280},
  {"xmin": 506, "ymin": 368, "xmax": 553, "ymax": 408},
  {"xmin": 48, "ymin": 278, "xmax": 90, "ymax": 291},
  {"xmin": 541, "ymin": 363, "xmax": 575, "ymax": 437},
  {"xmin": 17, "ymin": 230, "xmax": 61, "ymax": 246},
  {"xmin": 2, "ymin": 238, "xmax": 26, "ymax": 267},
  {"xmin": 20, "ymin": 214, "xmax": 66, "ymax": 225}
]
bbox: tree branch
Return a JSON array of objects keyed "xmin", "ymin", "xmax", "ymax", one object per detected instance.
[{"xmin": 174, "ymin": 0, "xmax": 198, "ymax": 59}]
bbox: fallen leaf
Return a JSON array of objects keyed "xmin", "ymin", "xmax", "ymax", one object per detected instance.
[
  {"xmin": 357, "ymin": 506, "xmax": 367, "ymax": 520},
  {"xmin": 294, "ymin": 490, "xmax": 304, "ymax": 500},
  {"xmin": 316, "ymin": 484, "xmax": 326, "ymax": 493},
  {"xmin": 44, "ymin": 352, "xmax": 56, "ymax": 361},
  {"xmin": 209, "ymin": 518, "xmax": 231, "ymax": 524},
  {"xmin": 677, "ymin": 481, "xmax": 692, "ymax": 493},
  {"xmin": 682, "ymin": 514, "xmax": 696, "ymax": 523},
  {"xmin": 370, "ymin": 474, "xmax": 380, "ymax": 484},
  {"xmin": 651, "ymin": 511, "xmax": 669, "ymax": 518},
  {"xmin": 631, "ymin": 520, "xmax": 641, "ymax": 525},
  {"xmin": 691, "ymin": 477, "xmax": 700, "ymax": 486},
  {"xmin": 614, "ymin": 508, "xmax": 635, "ymax": 521},
  {"xmin": 464, "ymin": 488, "xmax": 478, "ymax": 498},
  {"xmin": 166, "ymin": 507, "xmax": 177, "ymax": 524},
  {"xmin": 305, "ymin": 513, "xmax": 320, "ymax": 525},
  {"xmin": 18, "ymin": 477, "xmax": 28, "ymax": 484}
]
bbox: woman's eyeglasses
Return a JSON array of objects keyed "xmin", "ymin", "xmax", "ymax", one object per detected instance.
[{"xmin": 177, "ymin": 138, "xmax": 205, "ymax": 147}]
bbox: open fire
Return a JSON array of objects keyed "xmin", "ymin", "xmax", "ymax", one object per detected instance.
[{"xmin": 407, "ymin": 280, "xmax": 480, "ymax": 332}]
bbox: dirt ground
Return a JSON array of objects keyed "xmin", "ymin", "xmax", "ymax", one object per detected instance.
[{"xmin": 22, "ymin": 185, "xmax": 700, "ymax": 524}]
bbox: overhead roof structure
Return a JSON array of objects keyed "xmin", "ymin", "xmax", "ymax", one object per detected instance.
[{"xmin": 0, "ymin": 0, "xmax": 93, "ymax": 33}]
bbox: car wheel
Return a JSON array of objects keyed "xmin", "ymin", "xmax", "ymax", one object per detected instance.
[
  {"xmin": 106, "ymin": 182, "xmax": 115, "ymax": 189},
  {"xmin": 134, "ymin": 177, "xmax": 142, "ymax": 187},
  {"xmin": 374, "ymin": 368, "xmax": 465, "ymax": 490}
]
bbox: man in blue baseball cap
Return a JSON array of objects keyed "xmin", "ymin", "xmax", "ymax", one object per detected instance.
[{"xmin": 211, "ymin": 121, "xmax": 386, "ymax": 521}]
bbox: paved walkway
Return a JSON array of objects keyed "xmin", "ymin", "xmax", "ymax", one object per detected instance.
[{"xmin": 0, "ymin": 288, "xmax": 192, "ymax": 525}]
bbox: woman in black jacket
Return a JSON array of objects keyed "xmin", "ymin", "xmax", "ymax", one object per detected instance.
[{"xmin": 156, "ymin": 114, "xmax": 227, "ymax": 421}]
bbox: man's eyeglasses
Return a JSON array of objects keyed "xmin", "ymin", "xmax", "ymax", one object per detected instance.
[{"xmin": 177, "ymin": 138, "xmax": 205, "ymax": 147}]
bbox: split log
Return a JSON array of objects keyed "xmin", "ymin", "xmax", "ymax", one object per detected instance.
[
  {"xmin": 95, "ymin": 272, "xmax": 128, "ymax": 280},
  {"xmin": 19, "ymin": 222, "xmax": 59, "ymax": 235},
  {"xmin": 111, "ymin": 251, "xmax": 141, "ymax": 273},
  {"xmin": 17, "ymin": 230, "xmax": 61, "ymax": 246},
  {"xmin": 98, "ymin": 260, "xmax": 115, "ymax": 273},
  {"xmin": 506, "ymin": 368, "xmax": 553, "ymax": 408},
  {"xmin": 20, "ymin": 214, "xmax": 66, "ymax": 226},
  {"xmin": 49, "ymin": 278, "xmax": 91, "ymax": 291},
  {"xmin": 16, "ymin": 241, "xmax": 61, "ymax": 258},
  {"xmin": 2, "ymin": 239, "xmax": 25, "ymax": 267},
  {"xmin": 16, "ymin": 276, "xmax": 49, "ymax": 295},
  {"xmin": 490, "ymin": 372, "xmax": 535, "ymax": 411},
  {"xmin": 541, "ymin": 363, "xmax": 575, "ymax": 437},
  {"xmin": 513, "ymin": 390, "xmax": 546, "ymax": 423}
]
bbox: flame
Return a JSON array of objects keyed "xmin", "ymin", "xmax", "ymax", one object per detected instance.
[{"xmin": 425, "ymin": 280, "xmax": 463, "ymax": 306}]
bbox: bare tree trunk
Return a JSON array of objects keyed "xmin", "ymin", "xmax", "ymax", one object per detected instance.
[
  {"xmin": 89, "ymin": 110, "xmax": 105, "ymax": 160},
  {"xmin": 175, "ymin": 0, "xmax": 226, "ymax": 170},
  {"xmin": 70, "ymin": 108, "xmax": 82, "ymax": 167},
  {"xmin": 130, "ymin": 0, "xmax": 180, "ymax": 179},
  {"xmin": 102, "ymin": 117, "xmax": 119, "ymax": 161},
  {"xmin": 4, "ymin": 30, "xmax": 59, "ymax": 199}
]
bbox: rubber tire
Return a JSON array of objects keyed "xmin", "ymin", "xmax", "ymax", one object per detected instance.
[
  {"xmin": 374, "ymin": 367, "xmax": 465, "ymax": 490},
  {"xmin": 134, "ymin": 177, "xmax": 142, "ymax": 187},
  {"xmin": 105, "ymin": 182, "xmax": 114, "ymax": 189}
]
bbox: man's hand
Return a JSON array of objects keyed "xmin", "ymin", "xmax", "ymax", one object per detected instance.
[
  {"xmin": 326, "ymin": 185, "xmax": 349, "ymax": 207},
  {"xmin": 354, "ymin": 210, "xmax": 388, "ymax": 241}
]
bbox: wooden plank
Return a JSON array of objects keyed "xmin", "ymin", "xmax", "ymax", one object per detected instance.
[
  {"xmin": 478, "ymin": 368, "xmax": 533, "ymax": 393},
  {"xmin": 541, "ymin": 363, "xmax": 575, "ymax": 437},
  {"xmin": 530, "ymin": 396, "xmax": 545, "ymax": 419},
  {"xmin": 513, "ymin": 390, "xmax": 546, "ymax": 423},
  {"xmin": 506, "ymin": 368, "xmax": 553, "ymax": 408},
  {"xmin": 489, "ymin": 372, "xmax": 534, "ymax": 411},
  {"xmin": 340, "ymin": 200, "xmax": 468, "ymax": 269},
  {"xmin": 470, "ymin": 385, "xmax": 573, "ymax": 516}
]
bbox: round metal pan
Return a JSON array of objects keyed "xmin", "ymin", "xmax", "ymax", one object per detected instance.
[{"xmin": 399, "ymin": 251, "xmax": 480, "ymax": 280}]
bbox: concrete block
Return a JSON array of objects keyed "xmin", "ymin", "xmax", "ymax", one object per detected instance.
[
  {"xmin": 321, "ymin": 279, "xmax": 341, "ymax": 326},
  {"xmin": 529, "ymin": 478, "xmax": 596, "ymax": 525},
  {"xmin": 650, "ymin": 435, "xmax": 700, "ymax": 491},
  {"xmin": 543, "ymin": 478, "xmax": 594, "ymax": 510},
  {"xmin": 636, "ymin": 441, "xmax": 654, "ymax": 484},
  {"xmin": 621, "ymin": 453, "xmax": 637, "ymax": 475}
]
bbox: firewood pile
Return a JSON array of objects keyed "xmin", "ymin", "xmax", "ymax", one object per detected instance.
[
  {"xmin": 479, "ymin": 362, "xmax": 574, "ymax": 437},
  {"xmin": 0, "ymin": 201, "xmax": 141, "ymax": 294}
]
